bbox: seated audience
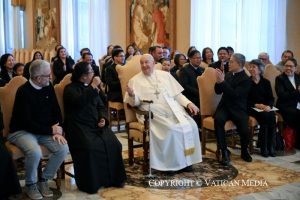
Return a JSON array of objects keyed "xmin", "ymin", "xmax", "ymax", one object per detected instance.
[
  {"xmin": 162, "ymin": 46, "xmax": 171, "ymax": 59},
  {"xmin": 125, "ymin": 44, "xmax": 135, "ymax": 62},
  {"xmin": 82, "ymin": 52, "xmax": 100, "ymax": 77},
  {"xmin": 63, "ymin": 62, "xmax": 126, "ymax": 193},
  {"xmin": 179, "ymin": 50, "xmax": 204, "ymax": 108},
  {"xmin": 13, "ymin": 62, "xmax": 25, "ymax": 76},
  {"xmin": 77, "ymin": 48, "xmax": 96, "ymax": 65},
  {"xmin": 50, "ymin": 44, "xmax": 63, "ymax": 64},
  {"xmin": 275, "ymin": 58, "xmax": 300, "ymax": 149},
  {"xmin": 258, "ymin": 52, "xmax": 273, "ymax": 65},
  {"xmin": 214, "ymin": 53, "xmax": 252, "ymax": 166},
  {"xmin": 201, "ymin": 47, "xmax": 214, "ymax": 68},
  {"xmin": 170, "ymin": 53, "xmax": 186, "ymax": 80},
  {"xmin": 247, "ymin": 59, "xmax": 276, "ymax": 157},
  {"xmin": 124, "ymin": 54, "xmax": 202, "ymax": 173},
  {"xmin": 23, "ymin": 51, "xmax": 44, "ymax": 79},
  {"xmin": 275, "ymin": 50, "xmax": 294, "ymax": 72},
  {"xmin": 101, "ymin": 45, "xmax": 122, "ymax": 85},
  {"xmin": 227, "ymin": 46, "xmax": 234, "ymax": 58},
  {"xmin": 160, "ymin": 57, "xmax": 172, "ymax": 72},
  {"xmin": 105, "ymin": 48, "xmax": 125, "ymax": 102},
  {"xmin": 209, "ymin": 47, "xmax": 230, "ymax": 73},
  {"xmin": 8, "ymin": 60, "xmax": 68, "ymax": 200},
  {"xmin": 52, "ymin": 47, "xmax": 75, "ymax": 85},
  {"xmin": 0, "ymin": 105, "xmax": 22, "ymax": 200},
  {"xmin": 149, "ymin": 45, "xmax": 163, "ymax": 63},
  {"xmin": 0, "ymin": 53, "xmax": 15, "ymax": 86}
]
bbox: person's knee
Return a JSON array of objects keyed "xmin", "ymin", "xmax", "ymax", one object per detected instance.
[
  {"xmin": 57, "ymin": 144, "xmax": 69, "ymax": 158},
  {"xmin": 26, "ymin": 147, "xmax": 42, "ymax": 160}
]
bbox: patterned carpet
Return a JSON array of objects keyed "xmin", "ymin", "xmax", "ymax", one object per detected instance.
[{"xmin": 124, "ymin": 157, "xmax": 238, "ymax": 189}]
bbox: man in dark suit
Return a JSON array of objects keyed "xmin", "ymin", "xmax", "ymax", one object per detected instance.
[
  {"xmin": 179, "ymin": 50, "xmax": 204, "ymax": 107},
  {"xmin": 209, "ymin": 47, "xmax": 230, "ymax": 73},
  {"xmin": 214, "ymin": 53, "xmax": 252, "ymax": 166},
  {"xmin": 105, "ymin": 48, "xmax": 125, "ymax": 103},
  {"xmin": 179, "ymin": 50, "xmax": 204, "ymax": 127},
  {"xmin": 275, "ymin": 58, "xmax": 300, "ymax": 149}
]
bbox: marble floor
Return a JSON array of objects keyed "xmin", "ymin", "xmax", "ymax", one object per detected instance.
[{"xmin": 21, "ymin": 126, "xmax": 300, "ymax": 200}]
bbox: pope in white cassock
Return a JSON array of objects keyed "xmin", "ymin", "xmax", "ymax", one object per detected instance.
[{"xmin": 124, "ymin": 54, "xmax": 202, "ymax": 172}]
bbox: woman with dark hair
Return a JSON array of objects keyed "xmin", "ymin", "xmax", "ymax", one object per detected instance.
[
  {"xmin": 52, "ymin": 47, "xmax": 75, "ymax": 85},
  {"xmin": 63, "ymin": 61, "xmax": 126, "ymax": 194},
  {"xmin": 170, "ymin": 53, "xmax": 186, "ymax": 80},
  {"xmin": 275, "ymin": 58, "xmax": 300, "ymax": 149},
  {"xmin": 23, "ymin": 51, "xmax": 44, "ymax": 79},
  {"xmin": 125, "ymin": 44, "xmax": 135, "ymax": 62},
  {"xmin": 201, "ymin": 47, "xmax": 214, "ymax": 68},
  {"xmin": 248, "ymin": 59, "xmax": 276, "ymax": 157},
  {"xmin": 0, "ymin": 53, "xmax": 15, "ymax": 86},
  {"xmin": 13, "ymin": 63, "xmax": 25, "ymax": 77}
]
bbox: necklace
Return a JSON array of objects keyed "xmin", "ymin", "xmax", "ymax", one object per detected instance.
[{"xmin": 145, "ymin": 72, "xmax": 160, "ymax": 99}]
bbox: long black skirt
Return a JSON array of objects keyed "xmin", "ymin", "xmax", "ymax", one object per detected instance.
[{"xmin": 69, "ymin": 128, "xmax": 126, "ymax": 194}]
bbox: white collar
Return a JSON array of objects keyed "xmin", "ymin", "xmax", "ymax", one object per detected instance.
[{"xmin": 29, "ymin": 79, "xmax": 42, "ymax": 90}]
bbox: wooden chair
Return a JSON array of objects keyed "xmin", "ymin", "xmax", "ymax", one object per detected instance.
[
  {"xmin": 197, "ymin": 68, "xmax": 257, "ymax": 156},
  {"xmin": 0, "ymin": 76, "xmax": 62, "ymax": 189},
  {"xmin": 197, "ymin": 68, "xmax": 236, "ymax": 157},
  {"xmin": 117, "ymin": 55, "xmax": 152, "ymax": 173},
  {"xmin": 263, "ymin": 64, "xmax": 283, "ymax": 133},
  {"xmin": 108, "ymin": 101, "xmax": 124, "ymax": 132},
  {"xmin": 53, "ymin": 74, "xmax": 74, "ymax": 178}
]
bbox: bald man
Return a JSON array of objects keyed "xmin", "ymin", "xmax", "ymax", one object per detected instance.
[{"xmin": 124, "ymin": 54, "xmax": 202, "ymax": 173}]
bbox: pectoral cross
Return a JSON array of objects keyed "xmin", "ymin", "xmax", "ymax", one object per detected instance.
[{"xmin": 154, "ymin": 89, "xmax": 160, "ymax": 99}]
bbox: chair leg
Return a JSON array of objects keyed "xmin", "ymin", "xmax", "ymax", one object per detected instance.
[
  {"xmin": 201, "ymin": 127, "xmax": 206, "ymax": 155},
  {"xmin": 55, "ymin": 170, "xmax": 61, "ymax": 190},
  {"xmin": 143, "ymin": 140, "xmax": 149, "ymax": 174},
  {"xmin": 108, "ymin": 107, "xmax": 112, "ymax": 129},
  {"xmin": 249, "ymin": 126, "xmax": 254, "ymax": 154},
  {"xmin": 128, "ymin": 137, "xmax": 134, "ymax": 165},
  {"xmin": 59, "ymin": 162, "xmax": 65, "ymax": 179},
  {"xmin": 117, "ymin": 109, "xmax": 120, "ymax": 132}
]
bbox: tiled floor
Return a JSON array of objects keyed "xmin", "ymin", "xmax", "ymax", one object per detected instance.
[{"xmin": 21, "ymin": 128, "xmax": 300, "ymax": 200}]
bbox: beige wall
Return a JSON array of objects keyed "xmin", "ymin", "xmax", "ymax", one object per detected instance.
[
  {"xmin": 286, "ymin": 0, "xmax": 300, "ymax": 61},
  {"xmin": 108, "ymin": 0, "xmax": 127, "ymax": 49},
  {"xmin": 22, "ymin": 0, "xmax": 299, "ymax": 60},
  {"xmin": 24, "ymin": 0, "xmax": 33, "ymax": 49}
]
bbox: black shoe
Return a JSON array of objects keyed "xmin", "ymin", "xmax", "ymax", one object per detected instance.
[
  {"xmin": 220, "ymin": 149, "xmax": 231, "ymax": 166},
  {"xmin": 261, "ymin": 151, "xmax": 269, "ymax": 158},
  {"xmin": 178, "ymin": 166, "xmax": 193, "ymax": 173},
  {"xmin": 241, "ymin": 150, "xmax": 252, "ymax": 162},
  {"xmin": 269, "ymin": 151, "xmax": 276, "ymax": 157}
]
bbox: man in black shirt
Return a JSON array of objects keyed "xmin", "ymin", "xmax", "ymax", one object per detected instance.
[
  {"xmin": 8, "ymin": 60, "xmax": 68, "ymax": 200},
  {"xmin": 214, "ymin": 53, "xmax": 252, "ymax": 166}
]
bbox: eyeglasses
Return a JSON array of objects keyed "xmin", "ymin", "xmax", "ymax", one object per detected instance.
[
  {"xmin": 39, "ymin": 74, "xmax": 51, "ymax": 78},
  {"xmin": 284, "ymin": 64, "xmax": 295, "ymax": 68}
]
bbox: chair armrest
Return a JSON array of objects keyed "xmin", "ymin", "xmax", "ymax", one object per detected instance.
[{"xmin": 127, "ymin": 104, "xmax": 153, "ymax": 119}]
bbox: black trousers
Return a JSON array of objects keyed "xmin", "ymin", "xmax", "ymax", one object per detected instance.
[{"xmin": 214, "ymin": 107, "xmax": 249, "ymax": 150}]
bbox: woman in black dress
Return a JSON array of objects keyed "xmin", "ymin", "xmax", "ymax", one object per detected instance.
[
  {"xmin": 248, "ymin": 59, "xmax": 276, "ymax": 157},
  {"xmin": 63, "ymin": 61, "xmax": 126, "ymax": 194}
]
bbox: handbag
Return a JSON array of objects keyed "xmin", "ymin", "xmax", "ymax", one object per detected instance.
[{"xmin": 283, "ymin": 126, "xmax": 296, "ymax": 151}]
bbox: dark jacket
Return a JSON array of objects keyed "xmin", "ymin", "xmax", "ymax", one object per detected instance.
[
  {"xmin": 105, "ymin": 63, "xmax": 123, "ymax": 102},
  {"xmin": 275, "ymin": 73, "xmax": 300, "ymax": 110},
  {"xmin": 215, "ymin": 70, "xmax": 251, "ymax": 114},
  {"xmin": 179, "ymin": 63, "xmax": 204, "ymax": 106}
]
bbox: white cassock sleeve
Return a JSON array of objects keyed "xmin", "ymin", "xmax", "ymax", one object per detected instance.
[
  {"xmin": 123, "ymin": 78, "xmax": 141, "ymax": 107},
  {"xmin": 174, "ymin": 93, "xmax": 192, "ymax": 108}
]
